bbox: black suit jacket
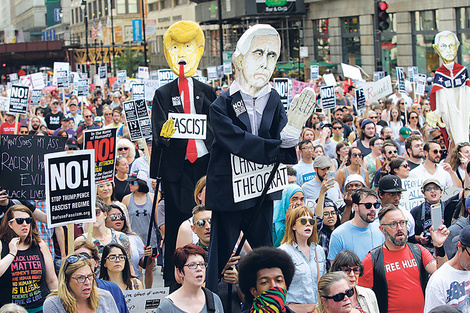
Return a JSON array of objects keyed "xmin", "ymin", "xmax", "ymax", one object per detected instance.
[
  {"xmin": 205, "ymin": 88, "xmax": 297, "ymax": 212},
  {"xmin": 150, "ymin": 78, "xmax": 216, "ymax": 181}
]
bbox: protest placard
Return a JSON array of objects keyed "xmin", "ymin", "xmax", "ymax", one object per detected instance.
[
  {"xmin": 223, "ymin": 62, "xmax": 232, "ymax": 75},
  {"xmin": 341, "ymin": 63, "xmax": 362, "ymax": 81},
  {"xmin": 9, "ymin": 73, "xmax": 18, "ymax": 84},
  {"xmin": 122, "ymin": 288, "xmax": 169, "ymax": 312},
  {"xmin": 408, "ymin": 66, "xmax": 418, "ymax": 84},
  {"xmin": 373, "ymin": 71, "xmax": 385, "ymax": 82},
  {"xmin": 144, "ymin": 80, "xmax": 159, "ymax": 102},
  {"xmin": 0, "ymin": 97, "xmax": 8, "ymax": 111},
  {"xmin": 157, "ymin": 69, "xmax": 176, "ymax": 87},
  {"xmin": 98, "ymin": 66, "xmax": 107, "ymax": 80},
  {"xmin": 320, "ymin": 85, "xmax": 336, "ymax": 110},
  {"xmin": 323, "ymin": 73, "xmax": 336, "ymax": 86},
  {"xmin": 138, "ymin": 66, "xmax": 149, "ymax": 80},
  {"xmin": 84, "ymin": 128, "xmax": 117, "ymax": 185},
  {"xmin": 9, "ymin": 85, "xmax": 29, "ymax": 114},
  {"xmin": 217, "ymin": 65, "xmax": 224, "ymax": 79},
  {"xmin": 310, "ymin": 65, "xmax": 319, "ymax": 80},
  {"xmin": 76, "ymin": 79, "xmax": 89, "ymax": 97},
  {"xmin": 124, "ymin": 99, "xmax": 152, "ymax": 141},
  {"xmin": 273, "ymin": 78, "xmax": 289, "ymax": 110},
  {"xmin": 53, "ymin": 62, "xmax": 70, "ymax": 88},
  {"xmin": 396, "ymin": 67, "xmax": 406, "ymax": 94},
  {"xmin": 30, "ymin": 73, "xmax": 45, "ymax": 89},
  {"xmin": 30, "ymin": 89, "xmax": 43, "ymax": 106},
  {"xmin": 117, "ymin": 70, "xmax": 127, "ymax": 86},
  {"xmin": 363, "ymin": 75, "xmax": 393, "ymax": 102},
  {"xmin": 416, "ymin": 74, "xmax": 427, "ymax": 96},
  {"xmin": 231, "ymin": 154, "xmax": 288, "ymax": 203},
  {"xmin": 150, "ymin": 70, "xmax": 158, "ymax": 81},
  {"xmin": 167, "ymin": 113, "xmax": 207, "ymax": 140},
  {"xmin": 45, "ymin": 150, "xmax": 96, "ymax": 228},
  {"xmin": 19, "ymin": 75, "xmax": 31, "ymax": 87},
  {"xmin": 194, "ymin": 76, "xmax": 207, "ymax": 84},
  {"xmin": 207, "ymin": 67, "xmax": 218, "ymax": 81},
  {"xmin": 290, "ymin": 80, "xmax": 314, "ymax": 101},
  {"xmin": 355, "ymin": 88, "xmax": 366, "ymax": 111},
  {"xmin": 132, "ymin": 83, "xmax": 145, "ymax": 100},
  {"xmin": 0, "ymin": 135, "xmax": 66, "ymax": 200}
]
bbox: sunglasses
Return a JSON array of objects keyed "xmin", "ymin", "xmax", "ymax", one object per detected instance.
[
  {"xmin": 401, "ymin": 163, "xmax": 409, "ymax": 169},
  {"xmin": 425, "ymin": 186, "xmax": 440, "ymax": 192},
  {"xmin": 84, "ymin": 115, "xmax": 93, "ymax": 118},
  {"xmin": 323, "ymin": 287, "xmax": 354, "ymax": 302},
  {"xmin": 64, "ymin": 253, "xmax": 91, "ymax": 272},
  {"xmin": 351, "ymin": 153, "xmax": 363, "ymax": 158},
  {"xmin": 109, "ymin": 214, "xmax": 125, "ymax": 221},
  {"xmin": 297, "ymin": 218, "xmax": 315, "ymax": 226},
  {"xmin": 341, "ymin": 266, "xmax": 361, "ymax": 275},
  {"xmin": 409, "ymin": 116, "xmax": 418, "ymax": 120},
  {"xmin": 332, "ymin": 126, "xmax": 343, "ymax": 130},
  {"xmin": 194, "ymin": 219, "xmax": 211, "ymax": 228},
  {"xmin": 432, "ymin": 149, "xmax": 442, "ymax": 155},
  {"xmin": 9, "ymin": 217, "xmax": 33, "ymax": 225},
  {"xmin": 130, "ymin": 181, "xmax": 138, "ymax": 186},
  {"xmin": 105, "ymin": 113, "xmax": 112, "ymax": 116},
  {"xmin": 118, "ymin": 147, "xmax": 129, "ymax": 151},
  {"xmin": 358, "ymin": 202, "xmax": 380, "ymax": 209},
  {"xmin": 433, "ymin": 135, "xmax": 442, "ymax": 140},
  {"xmin": 386, "ymin": 150, "xmax": 398, "ymax": 155}
]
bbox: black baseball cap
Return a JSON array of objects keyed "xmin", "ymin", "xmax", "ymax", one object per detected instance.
[{"xmin": 378, "ymin": 175, "xmax": 406, "ymax": 193}]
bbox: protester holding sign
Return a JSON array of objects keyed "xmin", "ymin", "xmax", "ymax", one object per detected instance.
[{"xmin": 0, "ymin": 205, "xmax": 57, "ymax": 310}]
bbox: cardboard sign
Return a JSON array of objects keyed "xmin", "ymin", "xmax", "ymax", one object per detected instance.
[
  {"xmin": 323, "ymin": 73, "xmax": 336, "ymax": 86},
  {"xmin": 124, "ymin": 99, "xmax": 152, "ymax": 141},
  {"xmin": 150, "ymin": 70, "xmax": 158, "ymax": 81},
  {"xmin": 76, "ymin": 79, "xmax": 89, "ymax": 97},
  {"xmin": 144, "ymin": 80, "xmax": 159, "ymax": 102},
  {"xmin": 207, "ymin": 67, "xmax": 218, "ymax": 81},
  {"xmin": 194, "ymin": 76, "xmax": 207, "ymax": 84},
  {"xmin": 122, "ymin": 288, "xmax": 169, "ymax": 312},
  {"xmin": 320, "ymin": 85, "xmax": 336, "ymax": 110},
  {"xmin": 416, "ymin": 74, "xmax": 427, "ymax": 96},
  {"xmin": 273, "ymin": 78, "xmax": 290, "ymax": 110},
  {"xmin": 310, "ymin": 65, "xmax": 319, "ymax": 80},
  {"xmin": 45, "ymin": 150, "xmax": 96, "ymax": 228},
  {"xmin": 117, "ymin": 70, "xmax": 127, "ymax": 86},
  {"xmin": 98, "ymin": 66, "xmax": 107, "ymax": 80},
  {"xmin": 30, "ymin": 89, "xmax": 43, "ymax": 106},
  {"xmin": 231, "ymin": 154, "xmax": 288, "ymax": 203},
  {"xmin": 157, "ymin": 69, "xmax": 176, "ymax": 87},
  {"xmin": 223, "ymin": 62, "xmax": 232, "ymax": 75},
  {"xmin": 53, "ymin": 62, "xmax": 70, "ymax": 88},
  {"xmin": 341, "ymin": 63, "xmax": 362, "ymax": 81},
  {"xmin": 132, "ymin": 83, "xmax": 145, "ymax": 100},
  {"xmin": 19, "ymin": 75, "xmax": 31, "ymax": 87},
  {"xmin": 9, "ymin": 85, "xmax": 29, "ymax": 114},
  {"xmin": 217, "ymin": 65, "xmax": 224, "ymax": 79},
  {"xmin": 0, "ymin": 135, "xmax": 66, "ymax": 200},
  {"xmin": 84, "ymin": 128, "xmax": 117, "ymax": 185},
  {"xmin": 396, "ymin": 67, "xmax": 406, "ymax": 94},
  {"xmin": 167, "ymin": 113, "xmax": 207, "ymax": 140},
  {"xmin": 408, "ymin": 66, "xmax": 418, "ymax": 84},
  {"xmin": 355, "ymin": 88, "xmax": 366, "ymax": 111},
  {"xmin": 138, "ymin": 66, "xmax": 149, "ymax": 79},
  {"xmin": 0, "ymin": 96, "xmax": 8, "ymax": 111},
  {"xmin": 363, "ymin": 75, "xmax": 393, "ymax": 102}
]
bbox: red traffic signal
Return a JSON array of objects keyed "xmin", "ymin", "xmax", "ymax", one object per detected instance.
[
  {"xmin": 377, "ymin": 1, "xmax": 390, "ymax": 31},
  {"xmin": 86, "ymin": 60, "xmax": 91, "ymax": 66},
  {"xmin": 2, "ymin": 63, "xmax": 5, "ymax": 67},
  {"xmin": 379, "ymin": 1, "xmax": 388, "ymax": 10}
]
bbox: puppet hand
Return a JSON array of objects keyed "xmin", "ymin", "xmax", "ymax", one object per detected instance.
[
  {"xmin": 426, "ymin": 111, "xmax": 446, "ymax": 128},
  {"xmin": 285, "ymin": 87, "xmax": 317, "ymax": 136},
  {"xmin": 160, "ymin": 119, "xmax": 176, "ymax": 139}
]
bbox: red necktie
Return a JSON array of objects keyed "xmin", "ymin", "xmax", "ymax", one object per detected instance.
[{"xmin": 179, "ymin": 64, "xmax": 197, "ymax": 163}]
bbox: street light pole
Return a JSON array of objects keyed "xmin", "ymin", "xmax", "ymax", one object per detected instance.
[
  {"xmin": 110, "ymin": 0, "xmax": 116, "ymax": 75},
  {"xmin": 140, "ymin": 0, "xmax": 148, "ymax": 67},
  {"xmin": 82, "ymin": 0, "xmax": 90, "ymax": 78}
]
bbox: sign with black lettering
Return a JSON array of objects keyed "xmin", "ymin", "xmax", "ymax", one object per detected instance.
[
  {"xmin": 53, "ymin": 62, "xmax": 70, "ymax": 88},
  {"xmin": 310, "ymin": 65, "xmax": 319, "ymax": 80},
  {"xmin": 167, "ymin": 113, "xmax": 207, "ymax": 140},
  {"xmin": 45, "ymin": 150, "xmax": 96, "ymax": 228},
  {"xmin": 0, "ymin": 135, "xmax": 66, "ymax": 200},
  {"xmin": 144, "ymin": 80, "xmax": 159, "ymax": 102},
  {"xmin": 150, "ymin": 70, "xmax": 158, "ymax": 81},
  {"xmin": 76, "ymin": 79, "xmax": 89, "ymax": 97},
  {"xmin": 157, "ymin": 69, "xmax": 176, "ymax": 87},
  {"xmin": 273, "ymin": 78, "xmax": 289, "ymax": 110},
  {"xmin": 124, "ymin": 99, "xmax": 152, "ymax": 141},
  {"xmin": 355, "ymin": 88, "xmax": 366, "ymax": 111},
  {"xmin": 9, "ymin": 85, "xmax": 29, "ymax": 114},
  {"xmin": 320, "ymin": 85, "xmax": 336, "ymax": 110},
  {"xmin": 396, "ymin": 67, "xmax": 406, "ymax": 94},
  {"xmin": 223, "ymin": 62, "xmax": 232, "ymax": 75},
  {"xmin": 408, "ymin": 66, "xmax": 418, "ymax": 84},
  {"xmin": 30, "ymin": 89, "xmax": 43, "ymax": 106},
  {"xmin": 373, "ymin": 71, "xmax": 385, "ymax": 82},
  {"xmin": 416, "ymin": 74, "xmax": 426, "ymax": 96},
  {"xmin": 9, "ymin": 73, "xmax": 18, "ymax": 84},
  {"xmin": 207, "ymin": 67, "xmax": 218, "ymax": 81},
  {"xmin": 132, "ymin": 83, "xmax": 145, "ymax": 100},
  {"xmin": 117, "ymin": 70, "xmax": 127, "ymax": 86},
  {"xmin": 231, "ymin": 154, "xmax": 288, "ymax": 203},
  {"xmin": 84, "ymin": 128, "xmax": 117, "ymax": 185},
  {"xmin": 98, "ymin": 66, "xmax": 107, "ymax": 80},
  {"xmin": 122, "ymin": 288, "xmax": 169, "ymax": 312}
]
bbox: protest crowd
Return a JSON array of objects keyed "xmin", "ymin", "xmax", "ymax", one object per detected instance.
[{"xmin": 0, "ymin": 22, "xmax": 469, "ymax": 313}]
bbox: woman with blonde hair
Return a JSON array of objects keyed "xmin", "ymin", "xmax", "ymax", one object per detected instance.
[
  {"xmin": 44, "ymin": 254, "xmax": 118, "ymax": 312},
  {"xmin": 116, "ymin": 138, "xmax": 136, "ymax": 173},
  {"xmin": 279, "ymin": 206, "xmax": 326, "ymax": 312},
  {"xmin": 316, "ymin": 271, "xmax": 360, "ymax": 313}
]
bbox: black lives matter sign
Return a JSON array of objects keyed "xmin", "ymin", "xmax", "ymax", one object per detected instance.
[
  {"xmin": 45, "ymin": 150, "xmax": 96, "ymax": 228},
  {"xmin": 124, "ymin": 99, "xmax": 152, "ymax": 141},
  {"xmin": 9, "ymin": 85, "xmax": 29, "ymax": 114}
]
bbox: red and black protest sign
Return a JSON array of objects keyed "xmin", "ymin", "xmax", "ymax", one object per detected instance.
[
  {"xmin": 84, "ymin": 128, "xmax": 117, "ymax": 185},
  {"xmin": 45, "ymin": 150, "xmax": 96, "ymax": 228}
]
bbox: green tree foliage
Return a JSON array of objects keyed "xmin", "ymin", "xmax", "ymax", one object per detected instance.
[{"xmin": 113, "ymin": 48, "xmax": 145, "ymax": 77}]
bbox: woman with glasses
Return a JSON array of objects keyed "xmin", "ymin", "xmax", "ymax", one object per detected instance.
[
  {"xmin": 279, "ymin": 206, "xmax": 326, "ymax": 312},
  {"xmin": 99, "ymin": 243, "xmax": 143, "ymax": 290},
  {"xmin": 336, "ymin": 147, "xmax": 370, "ymax": 192},
  {"xmin": 407, "ymin": 111, "xmax": 422, "ymax": 135},
  {"xmin": 44, "ymin": 254, "xmax": 119, "ymax": 312},
  {"xmin": 363, "ymin": 137, "xmax": 383, "ymax": 189},
  {"xmin": 388, "ymin": 106, "xmax": 403, "ymax": 140},
  {"xmin": 330, "ymin": 251, "xmax": 379, "ymax": 313},
  {"xmin": 103, "ymin": 106, "xmax": 113, "ymax": 127},
  {"xmin": 315, "ymin": 194, "xmax": 341, "ymax": 269},
  {"xmin": 316, "ymin": 271, "xmax": 360, "ymax": 313},
  {"xmin": 273, "ymin": 184, "xmax": 304, "ymax": 247},
  {"xmin": 389, "ymin": 157, "xmax": 410, "ymax": 180},
  {"xmin": 116, "ymin": 138, "xmax": 136, "ymax": 173},
  {"xmin": 114, "ymin": 156, "xmax": 131, "ymax": 202},
  {"xmin": 449, "ymin": 142, "xmax": 470, "ymax": 186},
  {"xmin": 156, "ymin": 244, "xmax": 223, "ymax": 313},
  {"xmin": 0, "ymin": 205, "xmax": 57, "ymax": 311}
]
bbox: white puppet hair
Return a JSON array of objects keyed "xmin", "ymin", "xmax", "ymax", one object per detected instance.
[{"xmin": 434, "ymin": 31, "xmax": 459, "ymax": 45}]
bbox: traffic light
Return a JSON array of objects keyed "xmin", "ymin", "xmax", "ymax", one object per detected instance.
[
  {"xmin": 2, "ymin": 63, "xmax": 5, "ymax": 68},
  {"xmin": 86, "ymin": 60, "xmax": 91, "ymax": 66},
  {"xmin": 377, "ymin": 1, "xmax": 390, "ymax": 31}
]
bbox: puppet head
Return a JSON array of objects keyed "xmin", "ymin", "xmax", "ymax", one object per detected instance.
[
  {"xmin": 163, "ymin": 21, "xmax": 205, "ymax": 77},
  {"xmin": 232, "ymin": 24, "xmax": 281, "ymax": 96},
  {"xmin": 433, "ymin": 31, "xmax": 460, "ymax": 64}
]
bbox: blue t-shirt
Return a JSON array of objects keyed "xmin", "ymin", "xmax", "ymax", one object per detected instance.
[
  {"xmin": 293, "ymin": 160, "xmax": 316, "ymax": 185},
  {"xmin": 96, "ymin": 279, "xmax": 129, "ymax": 313},
  {"xmin": 327, "ymin": 221, "xmax": 384, "ymax": 261}
]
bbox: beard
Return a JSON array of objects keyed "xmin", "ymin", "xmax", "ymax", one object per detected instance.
[
  {"xmin": 365, "ymin": 132, "xmax": 375, "ymax": 139},
  {"xmin": 411, "ymin": 151, "xmax": 424, "ymax": 159},
  {"xmin": 32, "ymin": 124, "xmax": 39, "ymax": 131},
  {"xmin": 358, "ymin": 208, "xmax": 376, "ymax": 224},
  {"xmin": 383, "ymin": 227, "xmax": 407, "ymax": 246}
]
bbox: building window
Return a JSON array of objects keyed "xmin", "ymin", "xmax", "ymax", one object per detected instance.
[
  {"xmin": 149, "ymin": 2, "xmax": 158, "ymax": 11},
  {"xmin": 380, "ymin": 13, "xmax": 397, "ymax": 77},
  {"xmin": 116, "ymin": 0, "xmax": 139, "ymax": 14},
  {"xmin": 457, "ymin": 7, "xmax": 470, "ymax": 69},
  {"xmin": 412, "ymin": 10, "xmax": 439, "ymax": 74},
  {"xmin": 98, "ymin": 0, "xmax": 102, "ymax": 17},
  {"xmin": 341, "ymin": 16, "xmax": 361, "ymax": 66},
  {"xmin": 93, "ymin": 1, "xmax": 98, "ymax": 18},
  {"xmin": 313, "ymin": 19, "xmax": 330, "ymax": 63}
]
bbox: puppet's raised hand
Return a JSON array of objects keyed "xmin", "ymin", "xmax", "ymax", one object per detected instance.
[
  {"xmin": 160, "ymin": 119, "xmax": 176, "ymax": 139},
  {"xmin": 426, "ymin": 111, "xmax": 446, "ymax": 129},
  {"xmin": 283, "ymin": 87, "xmax": 317, "ymax": 136}
]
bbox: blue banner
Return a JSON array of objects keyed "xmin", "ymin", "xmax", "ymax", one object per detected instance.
[{"xmin": 132, "ymin": 19, "xmax": 143, "ymax": 41}]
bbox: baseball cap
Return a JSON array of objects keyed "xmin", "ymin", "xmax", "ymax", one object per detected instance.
[
  {"xmin": 320, "ymin": 122, "xmax": 332, "ymax": 129},
  {"xmin": 94, "ymin": 116, "xmax": 104, "ymax": 123},
  {"xmin": 69, "ymin": 101, "xmax": 77, "ymax": 106},
  {"xmin": 421, "ymin": 178, "xmax": 442, "ymax": 193},
  {"xmin": 344, "ymin": 174, "xmax": 366, "ymax": 188},
  {"xmin": 60, "ymin": 116, "xmax": 71, "ymax": 122},
  {"xmin": 314, "ymin": 155, "xmax": 333, "ymax": 169},
  {"xmin": 361, "ymin": 119, "xmax": 374, "ymax": 129},
  {"xmin": 378, "ymin": 175, "xmax": 405, "ymax": 193},
  {"xmin": 399, "ymin": 127, "xmax": 410, "ymax": 139},
  {"xmin": 452, "ymin": 225, "xmax": 470, "ymax": 246},
  {"xmin": 66, "ymin": 138, "xmax": 79, "ymax": 150},
  {"xmin": 323, "ymin": 197, "xmax": 337, "ymax": 210},
  {"xmin": 125, "ymin": 171, "xmax": 149, "ymax": 183}
]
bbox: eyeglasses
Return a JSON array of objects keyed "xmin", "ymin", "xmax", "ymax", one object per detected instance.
[
  {"xmin": 96, "ymin": 209, "xmax": 101, "ymax": 216},
  {"xmin": 184, "ymin": 262, "xmax": 208, "ymax": 270},
  {"xmin": 323, "ymin": 211, "xmax": 337, "ymax": 217},
  {"xmin": 71, "ymin": 273, "xmax": 96, "ymax": 284},
  {"xmin": 433, "ymin": 135, "xmax": 442, "ymax": 140},
  {"xmin": 118, "ymin": 147, "xmax": 129, "ymax": 151},
  {"xmin": 341, "ymin": 266, "xmax": 361, "ymax": 275},
  {"xmin": 432, "ymin": 149, "xmax": 442, "ymax": 155},
  {"xmin": 401, "ymin": 163, "xmax": 409, "ymax": 169},
  {"xmin": 130, "ymin": 181, "xmax": 138, "ymax": 186},
  {"xmin": 381, "ymin": 220, "xmax": 407, "ymax": 229},
  {"xmin": 370, "ymin": 116, "xmax": 378, "ymax": 119},
  {"xmin": 463, "ymin": 247, "xmax": 470, "ymax": 258},
  {"xmin": 9, "ymin": 217, "xmax": 33, "ymax": 225},
  {"xmin": 351, "ymin": 153, "xmax": 363, "ymax": 158},
  {"xmin": 374, "ymin": 142, "xmax": 383, "ymax": 146},
  {"xmin": 409, "ymin": 116, "xmax": 418, "ymax": 120},
  {"xmin": 297, "ymin": 218, "xmax": 316, "ymax": 226},
  {"xmin": 386, "ymin": 150, "xmax": 398, "ymax": 155},
  {"xmin": 301, "ymin": 146, "xmax": 314, "ymax": 150},
  {"xmin": 109, "ymin": 214, "xmax": 125, "ymax": 221},
  {"xmin": 358, "ymin": 202, "xmax": 380, "ymax": 209},
  {"xmin": 106, "ymin": 254, "xmax": 127, "ymax": 262},
  {"xmin": 84, "ymin": 115, "xmax": 93, "ymax": 118},
  {"xmin": 323, "ymin": 287, "xmax": 355, "ymax": 302},
  {"xmin": 425, "ymin": 186, "xmax": 440, "ymax": 192},
  {"xmin": 332, "ymin": 126, "xmax": 343, "ymax": 130},
  {"xmin": 194, "ymin": 219, "xmax": 211, "ymax": 228},
  {"xmin": 64, "ymin": 253, "xmax": 91, "ymax": 272}
]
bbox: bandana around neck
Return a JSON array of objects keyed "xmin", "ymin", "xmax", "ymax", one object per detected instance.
[{"xmin": 250, "ymin": 286, "xmax": 288, "ymax": 313}]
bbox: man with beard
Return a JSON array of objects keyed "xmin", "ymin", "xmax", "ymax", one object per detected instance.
[
  {"xmin": 405, "ymin": 135, "xmax": 424, "ymax": 170},
  {"xmin": 380, "ymin": 126, "xmax": 393, "ymax": 140},
  {"xmin": 409, "ymin": 140, "xmax": 461, "ymax": 187},
  {"xmin": 352, "ymin": 119, "xmax": 376, "ymax": 157},
  {"xmin": 29, "ymin": 116, "xmax": 41, "ymax": 135},
  {"xmin": 359, "ymin": 204, "xmax": 449, "ymax": 313},
  {"xmin": 373, "ymin": 141, "xmax": 399, "ymax": 189},
  {"xmin": 327, "ymin": 187, "xmax": 384, "ymax": 263}
]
